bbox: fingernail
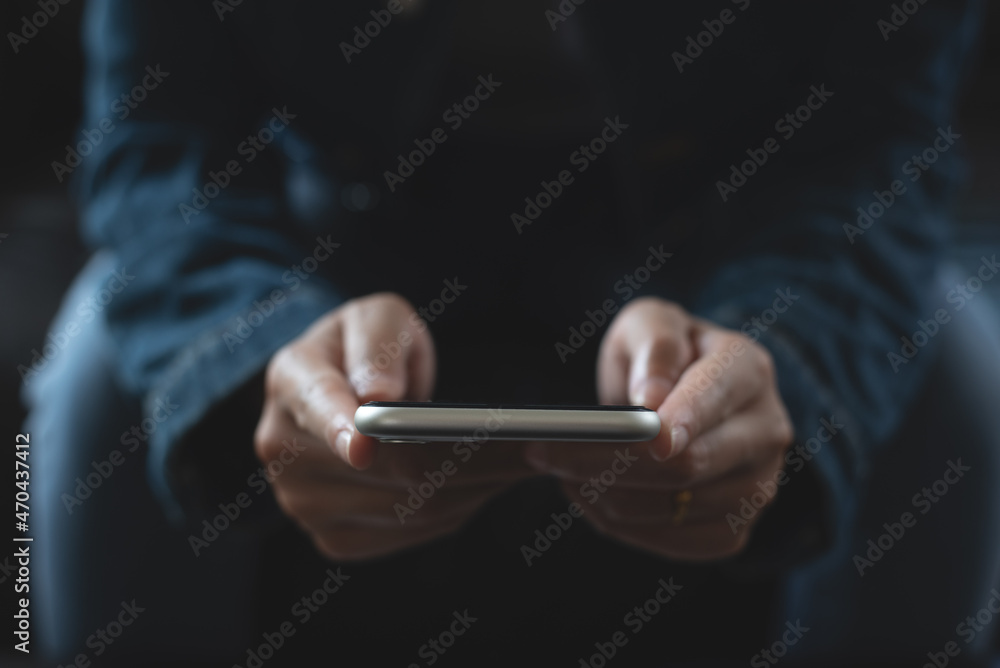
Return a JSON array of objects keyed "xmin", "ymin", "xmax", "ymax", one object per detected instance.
[
  {"xmin": 652, "ymin": 427, "xmax": 687, "ymax": 462},
  {"xmin": 670, "ymin": 426, "xmax": 689, "ymax": 453},
  {"xmin": 629, "ymin": 378, "xmax": 672, "ymax": 410},
  {"xmin": 335, "ymin": 428, "xmax": 353, "ymax": 464}
]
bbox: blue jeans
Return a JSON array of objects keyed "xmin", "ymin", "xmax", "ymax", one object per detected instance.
[{"xmin": 26, "ymin": 254, "xmax": 1000, "ymax": 666}]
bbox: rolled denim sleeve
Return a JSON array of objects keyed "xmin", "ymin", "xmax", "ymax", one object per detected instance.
[
  {"xmin": 691, "ymin": 0, "xmax": 983, "ymax": 568},
  {"xmin": 74, "ymin": 0, "xmax": 342, "ymax": 522}
]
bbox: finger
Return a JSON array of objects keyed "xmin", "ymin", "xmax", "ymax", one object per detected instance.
[
  {"xmin": 374, "ymin": 440, "xmax": 539, "ymax": 489},
  {"xmin": 654, "ymin": 326, "xmax": 769, "ymax": 460},
  {"xmin": 309, "ymin": 480, "xmax": 506, "ymax": 561},
  {"xmin": 266, "ymin": 333, "xmax": 367, "ymax": 468},
  {"xmin": 312, "ymin": 441, "xmax": 538, "ymax": 490},
  {"xmin": 562, "ymin": 483, "xmax": 753, "ymax": 561},
  {"xmin": 525, "ymin": 442, "xmax": 652, "ymax": 487},
  {"xmin": 597, "ymin": 300, "xmax": 694, "ymax": 407},
  {"xmin": 526, "ymin": 404, "xmax": 788, "ymax": 488},
  {"xmin": 255, "ymin": 399, "xmax": 351, "ymax": 482},
  {"xmin": 272, "ymin": 478, "xmax": 511, "ymax": 530},
  {"xmin": 583, "ymin": 456, "xmax": 786, "ymax": 525}
]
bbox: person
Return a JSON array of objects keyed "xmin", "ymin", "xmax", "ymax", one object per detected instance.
[{"xmin": 26, "ymin": 0, "xmax": 995, "ymax": 665}]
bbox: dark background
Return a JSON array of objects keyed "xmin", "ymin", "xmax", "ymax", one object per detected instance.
[{"xmin": 1, "ymin": 1, "xmax": 999, "ymax": 665}]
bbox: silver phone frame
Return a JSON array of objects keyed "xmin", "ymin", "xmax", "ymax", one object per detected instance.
[{"xmin": 354, "ymin": 403, "xmax": 661, "ymax": 443}]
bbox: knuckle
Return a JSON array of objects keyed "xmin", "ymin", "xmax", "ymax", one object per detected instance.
[
  {"xmin": 252, "ymin": 432, "xmax": 272, "ymax": 464},
  {"xmin": 647, "ymin": 333, "xmax": 682, "ymax": 361},
  {"xmin": 253, "ymin": 422, "xmax": 283, "ymax": 465},
  {"xmin": 369, "ymin": 291, "xmax": 416, "ymax": 316},
  {"xmin": 754, "ymin": 345, "xmax": 776, "ymax": 381},
  {"xmin": 719, "ymin": 331, "xmax": 744, "ymax": 348},
  {"xmin": 264, "ymin": 348, "xmax": 290, "ymax": 399},
  {"xmin": 774, "ymin": 415, "xmax": 795, "ymax": 448},
  {"xmin": 614, "ymin": 297, "xmax": 664, "ymax": 326},
  {"xmin": 619, "ymin": 295, "xmax": 657, "ymax": 315},
  {"xmin": 270, "ymin": 486, "xmax": 302, "ymax": 521},
  {"xmin": 654, "ymin": 299, "xmax": 686, "ymax": 320}
]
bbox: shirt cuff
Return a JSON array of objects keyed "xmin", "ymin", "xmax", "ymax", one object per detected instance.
[
  {"xmin": 142, "ymin": 285, "xmax": 341, "ymax": 524},
  {"xmin": 696, "ymin": 302, "xmax": 863, "ymax": 574}
]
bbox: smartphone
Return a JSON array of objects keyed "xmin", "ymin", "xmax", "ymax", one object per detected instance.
[{"xmin": 354, "ymin": 402, "xmax": 661, "ymax": 444}]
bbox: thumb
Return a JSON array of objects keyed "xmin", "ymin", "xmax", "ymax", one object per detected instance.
[
  {"xmin": 600, "ymin": 301, "xmax": 695, "ymax": 408},
  {"xmin": 624, "ymin": 305, "xmax": 697, "ymax": 409},
  {"xmin": 627, "ymin": 338, "xmax": 689, "ymax": 409},
  {"xmin": 342, "ymin": 299, "xmax": 436, "ymax": 403}
]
